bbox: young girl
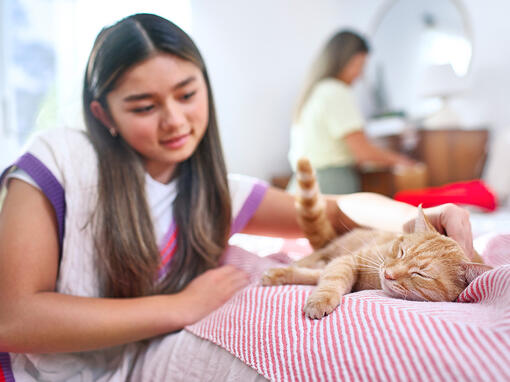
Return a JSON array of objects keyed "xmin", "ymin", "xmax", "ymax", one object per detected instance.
[
  {"xmin": 287, "ymin": 30, "xmax": 416, "ymax": 194},
  {"xmin": 0, "ymin": 14, "xmax": 474, "ymax": 381}
]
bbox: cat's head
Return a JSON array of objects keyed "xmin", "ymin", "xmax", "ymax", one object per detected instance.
[{"xmin": 379, "ymin": 207, "xmax": 491, "ymax": 302}]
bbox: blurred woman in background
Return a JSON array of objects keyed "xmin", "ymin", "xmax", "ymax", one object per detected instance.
[{"xmin": 288, "ymin": 30, "xmax": 415, "ymax": 194}]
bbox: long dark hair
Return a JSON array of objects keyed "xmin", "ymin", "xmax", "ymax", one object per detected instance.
[
  {"xmin": 294, "ymin": 30, "xmax": 369, "ymax": 121},
  {"xmin": 83, "ymin": 14, "xmax": 231, "ymax": 297}
]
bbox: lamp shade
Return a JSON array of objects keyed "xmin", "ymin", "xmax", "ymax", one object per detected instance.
[{"xmin": 419, "ymin": 63, "xmax": 466, "ymax": 98}]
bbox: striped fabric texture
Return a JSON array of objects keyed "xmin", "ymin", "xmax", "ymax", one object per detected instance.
[
  {"xmin": 158, "ymin": 221, "xmax": 178, "ymax": 279},
  {"xmin": 186, "ymin": 238, "xmax": 510, "ymax": 382}
]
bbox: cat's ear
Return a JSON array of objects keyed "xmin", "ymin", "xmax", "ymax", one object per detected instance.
[
  {"xmin": 461, "ymin": 262, "xmax": 492, "ymax": 284},
  {"xmin": 413, "ymin": 205, "xmax": 437, "ymax": 233}
]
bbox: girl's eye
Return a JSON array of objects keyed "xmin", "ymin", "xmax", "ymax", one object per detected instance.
[
  {"xmin": 181, "ymin": 90, "xmax": 196, "ymax": 101},
  {"xmin": 132, "ymin": 105, "xmax": 154, "ymax": 113}
]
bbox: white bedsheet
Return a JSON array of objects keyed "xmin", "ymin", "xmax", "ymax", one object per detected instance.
[{"xmin": 470, "ymin": 208, "xmax": 510, "ymax": 237}]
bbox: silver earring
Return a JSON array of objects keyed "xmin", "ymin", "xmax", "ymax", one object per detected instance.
[{"xmin": 109, "ymin": 128, "xmax": 118, "ymax": 137}]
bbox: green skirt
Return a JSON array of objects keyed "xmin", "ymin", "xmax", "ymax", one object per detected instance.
[{"xmin": 286, "ymin": 165, "xmax": 360, "ymax": 195}]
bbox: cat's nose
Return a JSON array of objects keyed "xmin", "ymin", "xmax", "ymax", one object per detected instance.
[{"xmin": 384, "ymin": 271, "xmax": 396, "ymax": 280}]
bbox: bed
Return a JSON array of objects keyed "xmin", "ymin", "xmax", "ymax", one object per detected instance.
[{"xmin": 140, "ymin": 208, "xmax": 510, "ymax": 382}]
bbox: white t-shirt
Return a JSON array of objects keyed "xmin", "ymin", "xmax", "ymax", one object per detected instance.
[{"xmin": 288, "ymin": 78, "xmax": 364, "ymax": 169}]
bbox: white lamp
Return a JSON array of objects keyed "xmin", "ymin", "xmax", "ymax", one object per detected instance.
[{"xmin": 419, "ymin": 63, "xmax": 467, "ymax": 129}]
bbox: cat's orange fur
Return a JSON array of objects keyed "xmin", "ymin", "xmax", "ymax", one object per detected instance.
[{"xmin": 262, "ymin": 158, "xmax": 492, "ymax": 319}]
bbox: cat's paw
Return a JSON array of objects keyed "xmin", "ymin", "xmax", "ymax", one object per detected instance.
[
  {"xmin": 304, "ymin": 290, "xmax": 341, "ymax": 319},
  {"xmin": 261, "ymin": 268, "xmax": 289, "ymax": 286}
]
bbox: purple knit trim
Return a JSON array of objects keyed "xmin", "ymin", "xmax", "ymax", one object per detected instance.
[
  {"xmin": 229, "ymin": 181, "xmax": 269, "ymax": 236},
  {"xmin": 0, "ymin": 155, "xmax": 65, "ymax": 381},
  {"xmin": 4, "ymin": 153, "xmax": 66, "ymax": 255},
  {"xmin": 0, "ymin": 352, "xmax": 15, "ymax": 382}
]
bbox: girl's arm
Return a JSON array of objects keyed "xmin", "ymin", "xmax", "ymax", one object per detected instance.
[
  {"xmin": 334, "ymin": 192, "xmax": 417, "ymax": 232},
  {"xmin": 0, "ymin": 180, "xmax": 248, "ymax": 353},
  {"xmin": 343, "ymin": 130, "xmax": 416, "ymax": 167},
  {"xmin": 242, "ymin": 186, "xmax": 359, "ymax": 237},
  {"xmin": 241, "ymin": 187, "xmax": 474, "ymax": 258},
  {"xmin": 242, "ymin": 187, "xmax": 415, "ymax": 237}
]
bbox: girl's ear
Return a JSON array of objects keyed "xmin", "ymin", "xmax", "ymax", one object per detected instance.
[
  {"xmin": 90, "ymin": 101, "xmax": 116, "ymax": 133},
  {"xmin": 461, "ymin": 262, "xmax": 492, "ymax": 284},
  {"xmin": 414, "ymin": 205, "xmax": 437, "ymax": 233}
]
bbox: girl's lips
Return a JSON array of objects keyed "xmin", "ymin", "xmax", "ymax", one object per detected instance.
[{"xmin": 161, "ymin": 133, "xmax": 190, "ymax": 149}]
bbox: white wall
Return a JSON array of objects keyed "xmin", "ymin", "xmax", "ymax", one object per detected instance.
[
  {"xmin": 191, "ymin": 0, "xmax": 510, "ymax": 182},
  {"xmin": 461, "ymin": 0, "xmax": 510, "ymax": 129}
]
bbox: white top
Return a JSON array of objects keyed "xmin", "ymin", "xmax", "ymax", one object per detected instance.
[{"xmin": 288, "ymin": 78, "xmax": 364, "ymax": 169}]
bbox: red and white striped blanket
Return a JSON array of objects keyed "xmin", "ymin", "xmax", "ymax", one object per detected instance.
[{"xmin": 186, "ymin": 234, "xmax": 510, "ymax": 382}]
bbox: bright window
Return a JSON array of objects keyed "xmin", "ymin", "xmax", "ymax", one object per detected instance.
[{"xmin": 0, "ymin": 0, "xmax": 191, "ymax": 168}]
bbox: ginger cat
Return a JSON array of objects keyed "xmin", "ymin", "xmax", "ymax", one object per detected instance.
[{"xmin": 262, "ymin": 158, "xmax": 492, "ymax": 319}]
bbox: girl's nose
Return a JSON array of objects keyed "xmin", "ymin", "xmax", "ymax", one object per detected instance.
[{"xmin": 161, "ymin": 102, "xmax": 186, "ymax": 129}]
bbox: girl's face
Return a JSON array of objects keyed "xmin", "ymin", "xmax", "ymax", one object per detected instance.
[
  {"xmin": 104, "ymin": 53, "xmax": 209, "ymax": 183},
  {"xmin": 337, "ymin": 52, "xmax": 367, "ymax": 85}
]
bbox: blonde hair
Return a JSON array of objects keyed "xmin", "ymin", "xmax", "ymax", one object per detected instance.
[{"xmin": 294, "ymin": 30, "xmax": 369, "ymax": 121}]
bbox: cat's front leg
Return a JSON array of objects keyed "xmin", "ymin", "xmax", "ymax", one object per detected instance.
[
  {"xmin": 261, "ymin": 266, "xmax": 321, "ymax": 286},
  {"xmin": 304, "ymin": 254, "xmax": 357, "ymax": 319},
  {"xmin": 304, "ymin": 287, "xmax": 343, "ymax": 319}
]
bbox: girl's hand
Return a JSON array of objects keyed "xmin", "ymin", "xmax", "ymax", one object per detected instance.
[
  {"xmin": 405, "ymin": 203, "xmax": 475, "ymax": 260},
  {"xmin": 179, "ymin": 265, "xmax": 250, "ymax": 324}
]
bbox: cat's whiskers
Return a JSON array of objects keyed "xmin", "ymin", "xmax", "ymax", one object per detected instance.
[
  {"xmin": 391, "ymin": 283, "xmax": 409, "ymax": 299},
  {"xmin": 333, "ymin": 210, "xmax": 386, "ymax": 252},
  {"xmin": 336, "ymin": 217, "xmax": 383, "ymax": 253},
  {"xmin": 355, "ymin": 266, "xmax": 380, "ymax": 273},
  {"xmin": 328, "ymin": 240, "xmax": 359, "ymax": 258},
  {"xmin": 415, "ymin": 288, "xmax": 436, "ymax": 302},
  {"xmin": 390, "ymin": 283, "xmax": 409, "ymax": 297},
  {"xmin": 333, "ymin": 220, "xmax": 389, "ymax": 267},
  {"xmin": 364, "ymin": 233, "xmax": 387, "ymax": 263},
  {"xmin": 394, "ymin": 284, "xmax": 429, "ymax": 302},
  {"xmin": 356, "ymin": 264, "xmax": 379, "ymax": 270},
  {"xmin": 331, "ymin": 241, "xmax": 384, "ymax": 269},
  {"xmin": 368, "ymin": 239, "xmax": 384, "ymax": 261},
  {"xmin": 355, "ymin": 268, "xmax": 379, "ymax": 275},
  {"xmin": 356, "ymin": 254, "xmax": 383, "ymax": 268}
]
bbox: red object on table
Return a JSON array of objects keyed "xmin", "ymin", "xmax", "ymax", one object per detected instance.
[{"xmin": 394, "ymin": 179, "xmax": 498, "ymax": 212}]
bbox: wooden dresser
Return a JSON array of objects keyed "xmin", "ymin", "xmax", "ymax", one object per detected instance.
[
  {"xmin": 270, "ymin": 128, "xmax": 489, "ymax": 197},
  {"xmin": 360, "ymin": 127, "xmax": 489, "ymax": 196}
]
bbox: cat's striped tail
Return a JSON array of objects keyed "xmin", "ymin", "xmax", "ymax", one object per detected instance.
[{"xmin": 295, "ymin": 157, "xmax": 337, "ymax": 250}]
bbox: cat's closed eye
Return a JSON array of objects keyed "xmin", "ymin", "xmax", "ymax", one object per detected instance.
[
  {"xmin": 411, "ymin": 271, "xmax": 431, "ymax": 279},
  {"xmin": 396, "ymin": 246, "xmax": 407, "ymax": 258}
]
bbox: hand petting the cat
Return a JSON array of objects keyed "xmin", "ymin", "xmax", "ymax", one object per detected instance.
[
  {"xmin": 404, "ymin": 203, "xmax": 475, "ymax": 260},
  {"xmin": 178, "ymin": 265, "xmax": 250, "ymax": 324}
]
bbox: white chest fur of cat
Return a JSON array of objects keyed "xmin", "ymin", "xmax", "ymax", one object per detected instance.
[{"xmin": 261, "ymin": 158, "xmax": 491, "ymax": 319}]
